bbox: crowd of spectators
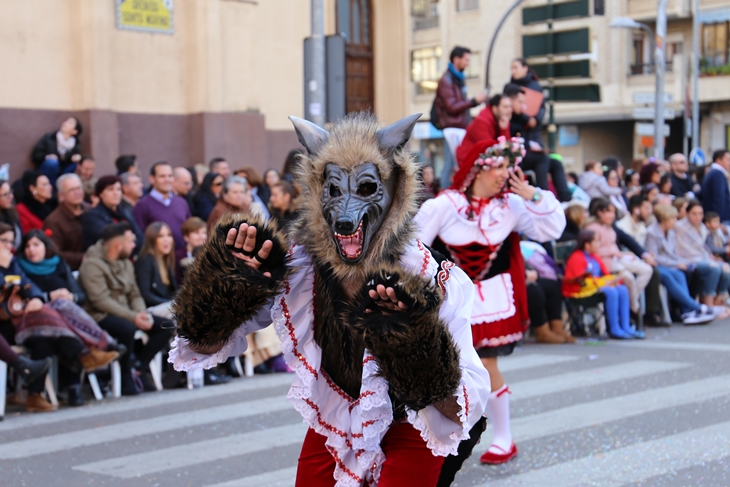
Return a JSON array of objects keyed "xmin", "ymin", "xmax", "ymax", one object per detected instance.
[{"xmin": 0, "ymin": 120, "xmax": 302, "ymax": 412}]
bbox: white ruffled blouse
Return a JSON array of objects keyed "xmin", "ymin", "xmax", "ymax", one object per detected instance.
[{"xmin": 169, "ymin": 241, "xmax": 491, "ymax": 487}]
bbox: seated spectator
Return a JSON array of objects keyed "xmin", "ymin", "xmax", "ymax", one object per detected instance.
[
  {"xmin": 420, "ymin": 165, "xmax": 440, "ymax": 201},
  {"xmin": 563, "ymin": 230, "xmax": 642, "ymax": 339},
  {"xmin": 642, "ymin": 184, "xmax": 659, "ymax": 206},
  {"xmin": 602, "ymin": 156, "xmax": 625, "ymax": 180},
  {"xmin": 456, "ymin": 94, "xmax": 512, "ymax": 168},
  {"xmin": 558, "ymin": 204, "xmax": 586, "ymax": 242},
  {"xmin": 120, "ymin": 172, "xmax": 144, "ymax": 212},
  {"xmin": 639, "ymin": 162, "xmax": 663, "ymax": 186},
  {"xmin": 701, "ymin": 149, "xmax": 730, "ymax": 224},
  {"xmin": 522, "ymin": 242, "xmax": 574, "ymax": 343},
  {"xmin": 269, "ymin": 181, "xmax": 298, "ymax": 232},
  {"xmin": 207, "ymin": 176, "xmax": 263, "ymax": 230},
  {"xmin": 193, "ymin": 172, "xmax": 223, "ymax": 221},
  {"xmin": 134, "ymin": 222, "xmax": 177, "ymax": 316},
  {"xmin": 624, "ymin": 169, "xmax": 641, "ymax": 198},
  {"xmin": 176, "ymin": 217, "xmax": 207, "ymax": 283},
  {"xmin": 44, "ymin": 174, "xmax": 86, "ymax": 270},
  {"xmin": 705, "ymin": 211, "xmax": 730, "ymax": 262},
  {"xmin": 79, "ymin": 222, "xmax": 173, "ymax": 395},
  {"xmin": 261, "ymin": 168, "xmax": 282, "ymax": 205},
  {"xmin": 566, "ymin": 172, "xmax": 579, "ymax": 185},
  {"xmin": 0, "ymin": 334, "xmax": 50, "ymax": 395},
  {"xmin": 133, "ymin": 162, "xmax": 191, "ymax": 251},
  {"xmin": 82, "ymin": 176, "xmax": 143, "ymax": 250},
  {"xmin": 668, "ymin": 153, "xmax": 699, "ymax": 199},
  {"xmin": 578, "ymin": 161, "xmax": 623, "ymax": 200},
  {"xmin": 673, "ymin": 197, "xmax": 688, "ymax": 220},
  {"xmin": 0, "ymin": 223, "xmax": 118, "ymax": 411},
  {"xmin": 16, "ymin": 171, "xmax": 56, "ymax": 234},
  {"xmin": 645, "ymin": 205, "xmax": 716, "ymax": 325},
  {"xmin": 659, "ymin": 174, "xmax": 673, "ymax": 199},
  {"xmin": 31, "ymin": 117, "xmax": 82, "ymax": 185},
  {"xmin": 236, "ymin": 167, "xmax": 270, "ymax": 218},
  {"xmin": 209, "ymin": 157, "xmax": 231, "ymax": 179},
  {"xmin": 616, "ymin": 194, "xmax": 651, "ymax": 246},
  {"xmin": 585, "ymin": 198, "xmax": 653, "ymax": 320},
  {"xmin": 282, "ymin": 149, "xmax": 303, "ymax": 183},
  {"xmin": 0, "ymin": 179, "xmax": 22, "ymax": 248},
  {"xmin": 115, "ymin": 154, "xmax": 139, "ymax": 176},
  {"xmin": 604, "ymin": 167, "xmax": 628, "ymax": 218},
  {"xmin": 173, "ymin": 167, "xmax": 195, "ymax": 215},
  {"xmin": 74, "ymin": 155, "xmax": 97, "ymax": 203},
  {"xmin": 674, "ymin": 201, "xmax": 730, "ymax": 312}
]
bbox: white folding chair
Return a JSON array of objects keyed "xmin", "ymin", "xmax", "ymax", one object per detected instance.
[{"xmin": 442, "ymin": 128, "xmax": 466, "ymax": 161}]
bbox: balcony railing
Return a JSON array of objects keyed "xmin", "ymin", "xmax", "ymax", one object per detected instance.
[
  {"xmin": 630, "ymin": 61, "xmax": 674, "ymax": 75},
  {"xmin": 413, "ymin": 16, "xmax": 439, "ymax": 30}
]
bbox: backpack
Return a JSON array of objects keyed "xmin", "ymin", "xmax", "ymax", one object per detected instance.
[{"xmin": 429, "ymin": 97, "xmax": 442, "ymax": 131}]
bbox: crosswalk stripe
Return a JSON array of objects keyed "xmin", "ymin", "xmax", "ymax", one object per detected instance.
[
  {"xmin": 498, "ymin": 353, "xmax": 579, "ymax": 373},
  {"xmin": 0, "ymin": 395, "xmax": 292, "ymax": 459},
  {"xmin": 204, "ymin": 467, "xmax": 298, "ymax": 487},
  {"xmin": 484, "ymin": 419, "xmax": 730, "ymax": 487},
  {"xmin": 509, "ymin": 360, "xmax": 689, "ymax": 400},
  {"xmin": 611, "ymin": 340, "xmax": 730, "ymax": 353},
  {"xmin": 72, "ymin": 422, "xmax": 309, "ymax": 479},
  {"xmin": 509, "ymin": 374, "xmax": 730, "ymax": 442},
  {"xmin": 0, "ymin": 374, "xmax": 293, "ymax": 432}
]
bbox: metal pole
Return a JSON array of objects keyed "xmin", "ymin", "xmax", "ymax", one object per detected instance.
[
  {"xmin": 547, "ymin": 0, "xmax": 556, "ymax": 153},
  {"xmin": 654, "ymin": 0, "xmax": 668, "ymax": 161},
  {"xmin": 691, "ymin": 0, "xmax": 700, "ymax": 151},
  {"xmin": 310, "ymin": 0, "xmax": 326, "ymax": 127},
  {"xmin": 484, "ymin": 0, "xmax": 524, "ymax": 90}
]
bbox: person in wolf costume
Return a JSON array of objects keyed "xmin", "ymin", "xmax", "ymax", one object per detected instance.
[
  {"xmin": 169, "ymin": 112, "xmax": 491, "ymax": 486},
  {"xmin": 415, "ymin": 136, "xmax": 566, "ymax": 465}
]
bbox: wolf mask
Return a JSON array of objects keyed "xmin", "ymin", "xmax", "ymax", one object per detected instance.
[{"xmin": 289, "ymin": 112, "xmax": 422, "ymax": 282}]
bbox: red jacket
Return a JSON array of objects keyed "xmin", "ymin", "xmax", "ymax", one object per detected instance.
[
  {"xmin": 435, "ymin": 71, "xmax": 475, "ymax": 129},
  {"xmin": 16, "ymin": 203, "xmax": 44, "ymax": 235},
  {"xmin": 456, "ymin": 107, "xmax": 511, "ymax": 167},
  {"xmin": 562, "ymin": 250, "xmax": 610, "ymax": 297}
]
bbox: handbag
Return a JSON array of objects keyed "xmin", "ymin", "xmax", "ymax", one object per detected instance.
[{"xmin": 0, "ymin": 279, "xmax": 30, "ymax": 321}]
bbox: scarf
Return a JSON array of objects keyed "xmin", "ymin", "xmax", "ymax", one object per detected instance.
[
  {"xmin": 17, "ymin": 255, "xmax": 60, "ymax": 276},
  {"xmin": 447, "ymin": 62, "xmax": 466, "ymax": 82},
  {"xmin": 56, "ymin": 131, "xmax": 76, "ymax": 157}
]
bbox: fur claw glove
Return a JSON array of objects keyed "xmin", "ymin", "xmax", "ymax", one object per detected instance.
[
  {"xmin": 352, "ymin": 266, "xmax": 461, "ymax": 411},
  {"xmin": 173, "ymin": 212, "xmax": 291, "ymax": 349}
]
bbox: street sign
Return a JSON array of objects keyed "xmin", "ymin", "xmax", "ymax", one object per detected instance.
[
  {"xmin": 689, "ymin": 147, "xmax": 707, "ymax": 166},
  {"xmin": 633, "ymin": 92, "xmax": 674, "ymax": 105},
  {"xmin": 632, "ymin": 107, "xmax": 676, "ymax": 120},
  {"xmin": 636, "ymin": 123, "xmax": 670, "ymax": 136}
]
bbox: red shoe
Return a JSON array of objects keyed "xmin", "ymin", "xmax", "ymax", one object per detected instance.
[{"xmin": 479, "ymin": 442, "xmax": 518, "ymax": 464}]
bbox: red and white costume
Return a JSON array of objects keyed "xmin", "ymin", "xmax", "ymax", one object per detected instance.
[
  {"xmin": 415, "ymin": 189, "xmax": 565, "ymax": 352},
  {"xmin": 169, "ymin": 242, "xmax": 491, "ymax": 486}
]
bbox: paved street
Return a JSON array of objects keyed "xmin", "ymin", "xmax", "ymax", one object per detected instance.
[{"xmin": 1, "ymin": 321, "xmax": 729, "ymax": 487}]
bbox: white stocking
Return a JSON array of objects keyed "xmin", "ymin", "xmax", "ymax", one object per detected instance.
[{"xmin": 486, "ymin": 384, "xmax": 513, "ymax": 453}]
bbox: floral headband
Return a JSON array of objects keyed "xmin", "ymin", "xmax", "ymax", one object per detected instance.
[{"xmin": 458, "ymin": 136, "xmax": 526, "ymax": 192}]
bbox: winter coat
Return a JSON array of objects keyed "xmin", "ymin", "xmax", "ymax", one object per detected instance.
[
  {"xmin": 20, "ymin": 257, "xmax": 87, "ymax": 305},
  {"xmin": 78, "ymin": 240, "xmax": 146, "ymax": 323},
  {"xmin": 456, "ymin": 107, "xmax": 511, "ymax": 167},
  {"xmin": 578, "ymin": 171, "xmax": 623, "ymax": 200},
  {"xmin": 81, "ymin": 203, "xmax": 143, "ymax": 251},
  {"xmin": 134, "ymin": 253, "xmax": 178, "ymax": 307},
  {"xmin": 31, "ymin": 131, "xmax": 81, "ymax": 169},
  {"xmin": 562, "ymin": 250, "xmax": 611, "ymax": 297},
  {"xmin": 434, "ymin": 70, "xmax": 475, "ymax": 129},
  {"xmin": 701, "ymin": 166, "xmax": 730, "ymax": 223},
  {"xmin": 43, "ymin": 203, "xmax": 85, "ymax": 271}
]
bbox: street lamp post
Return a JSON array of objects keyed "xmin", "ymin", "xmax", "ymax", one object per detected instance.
[
  {"xmin": 691, "ymin": 0, "xmax": 700, "ymax": 151},
  {"xmin": 610, "ymin": 7, "xmax": 668, "ymax": 161}
]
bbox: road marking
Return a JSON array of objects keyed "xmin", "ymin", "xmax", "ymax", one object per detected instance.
[
  {"xmin": 0, "ymin": 395, "xmax": 292, "ymax": 459},
  {"xmin": 72, "ymin": 422, "xmax": 309, "ymax": 478},
  {"xmin": 611, "ymin": 340, "xmax": 730, "ymax": 353},
  {"xmin": 498, "ymin": 353, "xmax": 579, "ymax": 373},
  {"xmin": 0, "ymin": 374, "xmax": 294, "ymax": 432},
  {"xmin": 484, "ymin": 419, "xmax": 730, "ymax": 487},
  {"xmin": 510, "ymin": 360, "xmax": 689, "ymax": 400},
  {"xmin": 204, "ymin": 467, "xmax": 298, "ymax": 487}
]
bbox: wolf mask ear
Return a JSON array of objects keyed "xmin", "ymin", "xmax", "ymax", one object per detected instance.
[
  {"xmin": 376, "ymin": 113, "xmax": 422, "ymax": 155},
  {"xmin": 289, "ymin": 116, "xmax": 330, "ymax": 156}
]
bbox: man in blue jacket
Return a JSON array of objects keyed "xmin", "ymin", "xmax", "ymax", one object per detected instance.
[{"xmin": 702, "ymin": 150, "xmax": 730, "ymax": 224}]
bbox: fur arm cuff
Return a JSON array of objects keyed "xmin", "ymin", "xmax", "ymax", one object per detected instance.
[
  {"xmin": 352, "ymin": 267, "xmax": 461, "ymax": 411},
  {"xmin": 173, "ymin": 212, "xmax": 291, "ymax": 348}
]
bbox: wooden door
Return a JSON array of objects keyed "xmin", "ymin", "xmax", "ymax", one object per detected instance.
[{"xmin": 339, "ymin": 0, "xmax": 374, "ymax": 113}]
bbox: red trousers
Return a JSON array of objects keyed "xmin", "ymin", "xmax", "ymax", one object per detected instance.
[{"xmin": 295, "ymin": 422, "xmax": 445, "ymax": 487}]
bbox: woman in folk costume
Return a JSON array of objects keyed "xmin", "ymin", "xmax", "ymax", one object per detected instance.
[
  {"xmin": 168, "ymin": 112, "xmax": 491, "ymax": 486},
  {"xmin": 415, "ymin": 137, "xmax": 566, "ymax": 464}
]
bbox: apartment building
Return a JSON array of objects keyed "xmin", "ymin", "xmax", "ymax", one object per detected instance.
[{"xmin": 409, "ymin": 0, "xmax": 730, "ymax": 175}]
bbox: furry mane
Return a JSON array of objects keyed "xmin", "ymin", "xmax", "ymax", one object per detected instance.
[{"xmin": 291, "ymin": 112, "xmax": 422, "ymax": 283}]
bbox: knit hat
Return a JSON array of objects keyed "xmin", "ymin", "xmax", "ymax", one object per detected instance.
[{"xmin": 95, "ymin": 175, "xmax": 122, "ymax": 196}]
